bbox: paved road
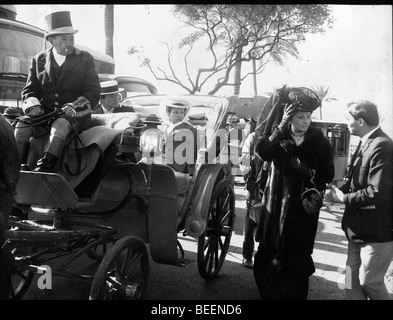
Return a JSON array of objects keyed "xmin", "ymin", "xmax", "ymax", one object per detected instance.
[{"xmin": 21, "ymin": 177, "xmax": 393, "ymax": 300}]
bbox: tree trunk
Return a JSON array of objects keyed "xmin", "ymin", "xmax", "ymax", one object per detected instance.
[
  {"xmin": 252, "ymin": 59, "xmax": 258, "ymax": 95},
  {"xmin": 104, "ymin": 5, "xmax": 114, "ymax": 58},
  {"xmin": 233, "ymin": 46, "xmax": 242, "ymax": 95}
]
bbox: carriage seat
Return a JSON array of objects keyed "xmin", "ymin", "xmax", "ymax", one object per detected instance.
[{"xmin": 14, "ymin": 171, "xmax": 102, "ymax": 211}]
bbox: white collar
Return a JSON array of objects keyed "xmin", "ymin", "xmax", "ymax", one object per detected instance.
[
  {"xmin": 361, "ymin": 126, "xmax": 379, "ymax": 144},
  {"xmin": 52, "ymin": 49, "xmax": 66, "ymax": 66}
]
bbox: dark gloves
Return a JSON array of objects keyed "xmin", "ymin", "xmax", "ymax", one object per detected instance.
[
  {"xmin": 289, "ymin": 156, "xmax": 314, "ymax": 178},
  {"xmin": 280, "ymin": 139, "xmax": 296, "ymax": 155},
  {"xmin": 278, "ymin": 103, "xmax": 298, "ymax": 131}
]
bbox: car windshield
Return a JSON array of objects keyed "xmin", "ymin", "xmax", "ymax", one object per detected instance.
[
  {"xmin": 121, "ymin": 94, "xmax": 229, "ymax": 146},
  {"xmin": 120, "ymin": 82, "xmax": 153, "ymax": 96},
  {"xmin": 0, "ymin": 27, "xmax": 43, "ymax": 74}
]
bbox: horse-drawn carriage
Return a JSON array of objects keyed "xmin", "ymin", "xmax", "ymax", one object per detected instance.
[{"xmin": 3, "ymin": 94, "xmax": 236, "ymax": 300}]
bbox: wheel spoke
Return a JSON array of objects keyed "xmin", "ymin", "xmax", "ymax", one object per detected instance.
[
  {"xmin": 197, "ymin": 179, "xmax": 235, "ymax": 280},
  {"xmin": 206, "ymin": 243, "xmax": 215, "ymax": 273},
  {"xmin": 121, "ymin": 246, "xmax": 134, "ymax": 277},
  {"xmin": 203, "ymin": 234, "xmax": 213, "ymax": 251},
  {"xmin": 204, "ymin": 236, "xmax": 216, "ymax": 267},
  {"xmin": 106, "ymin": 275, "xmax": 121, "ymax": 288},
  {"xmin": 218, "ymin": 235, "xmax": 224, "ymax": 251},
  {"xmin": 90, "ymin": 236, "xmax": 149, "ymax": 300},
  {"xmin": 125, "ymin": 253, "xmax": 142, "ymax": 279},
  {"xmin": 221, "ymin": 209, "xmax": 231, "ymax": 225},
  {"xmin": 13, "ymin": 270, "xmax": 29, "ymax": 281}
]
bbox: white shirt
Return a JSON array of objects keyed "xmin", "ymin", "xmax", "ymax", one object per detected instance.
[
  {"xmin": 52, "ymin": 49, "xmax": 66, "ymax": 67},
  {"xmin": 361, "ymin": 126, "xmax": 380, "ymax": 145}
]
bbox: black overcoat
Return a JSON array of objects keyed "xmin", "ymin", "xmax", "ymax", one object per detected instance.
[{"xmin": 21, "ymin": 47, "xmax": 100, "ymax": 115}]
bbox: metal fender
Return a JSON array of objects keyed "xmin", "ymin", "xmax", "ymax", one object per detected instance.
[
  {"xmin": 185, "ymin": 164, "xmax": 232, "ymax": 238},
  {"xmin": 147, "ymin": 164, "xmax": 183, "ymax": 266}
]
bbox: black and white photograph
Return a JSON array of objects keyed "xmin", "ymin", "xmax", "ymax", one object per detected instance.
[{"xmin": 0, "ymin": 2, "xmax": 392, "ymax": 309}]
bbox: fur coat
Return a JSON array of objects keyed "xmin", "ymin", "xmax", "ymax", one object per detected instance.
[{"xmin": 255, "ymin": 125, "xmax": 334, "ymax": 260}]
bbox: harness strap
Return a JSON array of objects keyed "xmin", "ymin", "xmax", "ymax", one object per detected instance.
[
  {"xmin": 60, "ymin": 121, "xmax": 88, "ymax": 177},
  {"xmin": 13, "ymin": 109, "xmax": 63, "ymax": 128}
]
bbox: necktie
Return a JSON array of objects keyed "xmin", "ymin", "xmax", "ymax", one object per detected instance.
[
  {"xmin": 347, "ymin": 140, "xmax": 362, "ymax": 181},
  {"xmin": 352, "ymin": 140, "xmax": 362, "ymax": 163}
]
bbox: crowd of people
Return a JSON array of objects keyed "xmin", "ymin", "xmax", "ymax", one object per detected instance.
[{"xmin": 1, "ymin": 9, "xmax": 392, "ymax": 301}]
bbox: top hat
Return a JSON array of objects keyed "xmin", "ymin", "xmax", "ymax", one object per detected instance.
[
  {"xmin": 100, "ymin": 80, "xmax": 125, "ymax": 95},
  {"xmin": 143, "ymin": 114, "xmax": 162, "ymax": 124},
  {"xmin": 45, "ymin": 11, "xmax": 79, "ymax": 40}
]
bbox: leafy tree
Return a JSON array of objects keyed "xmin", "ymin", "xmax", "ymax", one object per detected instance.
[
  {"xmin": 311, "ymin": 85, "xmax": 338, "ymax": 119},
  {"xmin": 129, "ymin": 5, "xmax": 333, "ymax": 95}
]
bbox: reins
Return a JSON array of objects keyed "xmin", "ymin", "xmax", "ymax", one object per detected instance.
[{"xmin": 13, "ymin": 109, "xmax": 88, "ymax": 176}]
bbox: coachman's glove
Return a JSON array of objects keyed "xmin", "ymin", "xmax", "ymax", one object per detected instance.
[
  {"xmin": 289, "ymin": 156, "xmax": 314, "ymax": 178},
  {"xmin": 62, "ymin": 96, "xmax": 91, "ymax": 118},
  {"xmin": 25, "ymin": 105, "xmax": 44, "ymax": 117}
]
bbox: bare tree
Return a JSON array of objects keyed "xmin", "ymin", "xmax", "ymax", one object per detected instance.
[{"xmin": 129, "ymin": 5, "xmax": 333, "ymax": 95}]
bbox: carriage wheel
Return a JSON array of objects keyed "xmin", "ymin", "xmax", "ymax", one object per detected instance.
[
  {"xmin": 9, "ymin": 267, "xmax": 35, "ymax": 300},
  {"xmin": 5, "ymin": 246, "xmax": 36, "ymax": 300},
  {"xmin": 197, "ymin": 179, "xmax": 235, "ymax": 280},
  {"xmin": 85, "ymin": 238, "xmax": 116, "ymax": 262},
  {"xmin": 89, "ymin": 236, "xmax": 149, "ymax": 300}
]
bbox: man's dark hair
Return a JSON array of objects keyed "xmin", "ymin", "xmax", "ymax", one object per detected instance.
[{"xmin": 347, "ymin": 100, "xmax": 379, "ymax": 126}]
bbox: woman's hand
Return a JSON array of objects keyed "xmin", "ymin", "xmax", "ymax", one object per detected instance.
[
  {"xmin": 278, "ymin": 103, "xmax": 297, "ymax": 131},
  {"xmin": 289, "ymin": 156, "xmax": 312, "ymax": 177}
]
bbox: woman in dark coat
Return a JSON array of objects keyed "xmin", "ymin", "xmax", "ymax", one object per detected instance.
[{"xmin": 253, "ymin": 86, "xmax": 335, "ymax": 300}]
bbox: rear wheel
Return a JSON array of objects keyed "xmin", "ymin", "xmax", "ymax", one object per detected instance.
[
  {"xmin": 197, "ymin": 179, "xmax": 235, "ymax": 280},
  {"xmin": 5, "ymin": 245, "xmax": 36, "ymax": 300},
  {"xmin": 89, "ymin": 236, "xmax": 149, "ymax": 300},
  {"xmin": 85, "ymin": 238, "xmax": 116, "ymax": 262},
  {"xmin": 9, "ymin": 267, "xmax": 35, "ymax": 300}
]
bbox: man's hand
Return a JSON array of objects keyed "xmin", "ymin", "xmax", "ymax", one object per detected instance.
[
  {"xmin": 26, "ymin": 105, "xmax": 44, "ymax": 117},
  {"xmin": 324, "ymin": 183, "xmax": 345, "ymax": 203},
  {"xmin": 62, "ymin": 104, "xmax": 77, "ymax": 117}
]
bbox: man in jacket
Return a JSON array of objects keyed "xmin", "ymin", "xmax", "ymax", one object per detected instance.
[
  {"xmin": 91, "ymin": 80, "xmax": 134, "ymax": 114},
  {"xmin": 326, "ymin": 100, "xmax": 393, "ymax": 300},
  {"xmin": 15, "ymin": 11, "xmax": 100, "ymax": 172}
]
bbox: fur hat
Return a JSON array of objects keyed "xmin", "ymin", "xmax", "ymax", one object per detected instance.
[{"xmin": 44, "ymin": 11, "xmax": 78, "ymax": 40}]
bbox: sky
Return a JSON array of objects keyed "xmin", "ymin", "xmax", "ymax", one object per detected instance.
[{"xmin": 14, "ymin": 4, "xmax": 393, "ymax": 137}]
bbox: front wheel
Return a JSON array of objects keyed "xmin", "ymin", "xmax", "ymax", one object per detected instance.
[
  {"xmin": 89, "ymin": 236, "xmax": 149, "ymax": 300},
  {"xmin": 197, "ymin": 179, "xmax": 235, "ymax": 280},
  {"xmin": 3, "ymin": 245, "xmax": 36, "ymax": 300}
]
